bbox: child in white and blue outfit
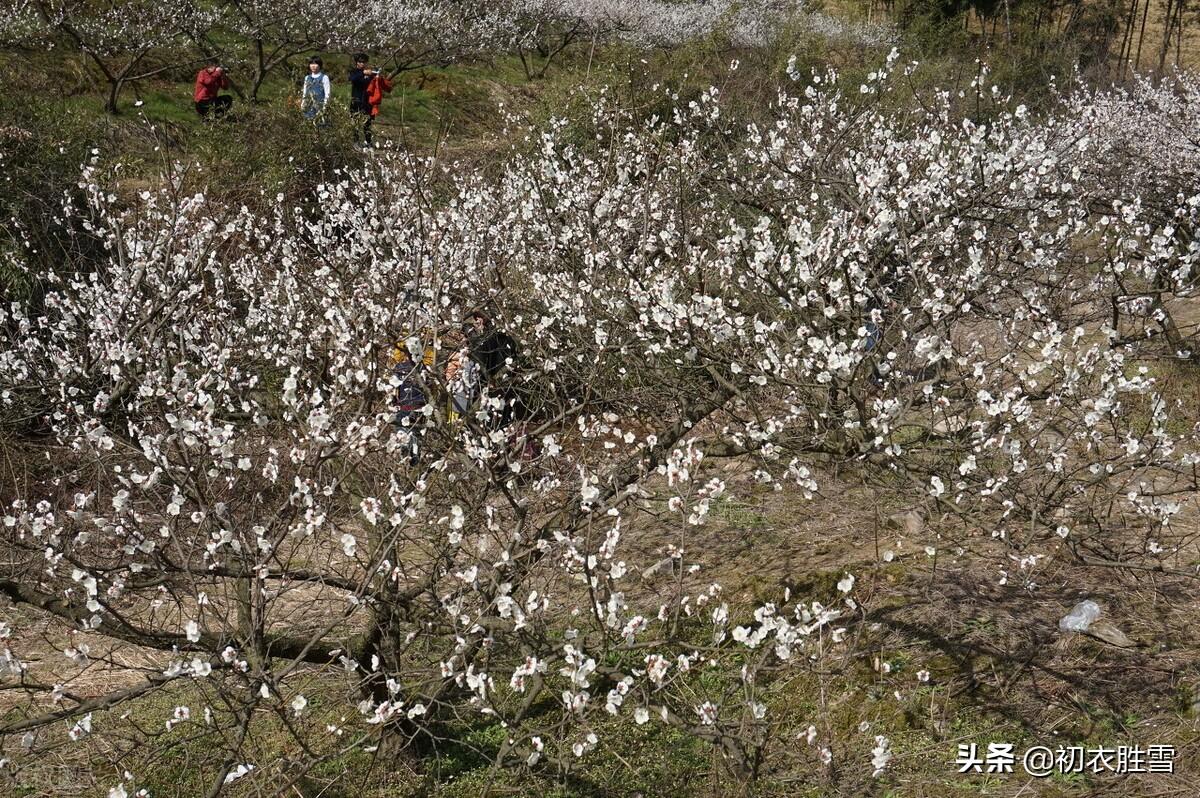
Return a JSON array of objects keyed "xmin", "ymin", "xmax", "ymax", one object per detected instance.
[{"xmin": 301, "ymin": 56, "xmax": 331, "ymax": 122}]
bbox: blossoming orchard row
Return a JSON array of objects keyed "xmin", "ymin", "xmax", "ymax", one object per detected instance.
[{"xmin": 2, "ymin": 0, "xmax": 891, "ymax": 112}]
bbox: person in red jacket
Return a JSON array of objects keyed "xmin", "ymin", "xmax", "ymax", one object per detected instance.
[{"xmin": 194, "ymin": 59, "xmax": 233, "ymax": 119}]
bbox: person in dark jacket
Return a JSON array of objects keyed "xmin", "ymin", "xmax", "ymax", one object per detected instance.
[
  {"xmin": 467, "ymin": 311, "xmax": 518, "ymax": 381},
  {"xmin": 464, "ymin": 312, "xmax": 542, "ymax": 468},
  {"xmin": 348, "ymin": 53, "xmax": 385, "ymax": 146},
  {"xmin": 466, "ymin": 311, "xmax": 525, "ymax": 428},
  {"xmin": 193, "ymin": 59, "xmax": 233, "ymax": 119},
  {"xmin": 392, "ymin": 345, "xmax": 427, "ymax": 465}
]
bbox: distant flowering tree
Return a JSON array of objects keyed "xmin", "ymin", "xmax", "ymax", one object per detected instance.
[
  {"xmin": 0, "ymin": 0, "xmax": 46, "ymax": 47},
  {"xmin": 14, "ymin": 0, "xmax": 527, "ymax": 107},
  {"xmin": 187, "ymin": 0, "xmax": 527, "ymax": 103},
  {"xmin": 28, "ymin": 0, "xmax": 221, "ymax": 112},
  {"xmin": 348, "ymin": 0, "xmax": 525, "ymax": 69},
  {"xmin": 526, "ymin": 0, "xmax": 805, "ymax": 47},
  {"xmin": 202, "ymin": 0, "xmax": 336, "ymax": 103},
  {"xmin": 1066, "ymin": 72, "xmax": 1200, "ymax": 367},
  {"xmin": 505, "ymin": 0, "xmax": 895, "ymax": 80},
  {"xmin": 1, "ymin": 56, "xmax": 1198, "ymax": 795}
]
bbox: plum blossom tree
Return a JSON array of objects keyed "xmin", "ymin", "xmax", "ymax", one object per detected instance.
[
  {"xmin": 508, "ymin": 0, "xmax": 780, "ymax": 80},
  {"xmin": 0, "ymin": 0, "xmax": 46, "ymax": 47},
  {"xmin": 1068, "ymin": 72, "xmax": 1200, "ymax": 367},
  {"xmin": 189, "ymin": 0, "xmax": 315, "ymax": 103},
  {"xmin": 188, "ymin": 0, "xmax": 526, "ymax": 102},
  {"xmin": 1, "ymin": 56, "xmax": 1198, "ymax": 795},
  {"xmin": 11, "ymin": 0, "xmax": 526, "ymax": 107},
  {"xmin": 507, "ymin": 0, "xmax": 894, "ymax": 78},
  {"xmin": 28, "ymin": 0, "xmax": 221, "ymax": 112},
  {"xmin": 346, "ymin": 0, "xmax": 525, "ymax": 70}
]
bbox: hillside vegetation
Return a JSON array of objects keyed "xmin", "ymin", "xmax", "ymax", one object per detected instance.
[{"xmin": 2, "ymin": 2, "xmax": 1200, "ymax": 797}]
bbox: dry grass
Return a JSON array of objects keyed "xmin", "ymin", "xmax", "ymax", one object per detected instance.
[{"xmin": 5, "ymin": 446, "xmax": 1200, "ymax": 795}]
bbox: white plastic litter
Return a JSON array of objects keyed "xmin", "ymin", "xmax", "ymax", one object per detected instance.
[{"xmin": 1058, "ymin": 600, "xmax": 1101, "ymax": 632}]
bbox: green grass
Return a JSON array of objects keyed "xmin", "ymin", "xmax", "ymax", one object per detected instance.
[{"xmin": 32, "ymin": 53, "xmax": 528, "ymax": 152}]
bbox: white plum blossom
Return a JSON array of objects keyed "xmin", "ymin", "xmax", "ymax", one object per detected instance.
[{"xmin": 871, "ymin": 735, "xmax": 892, "ymax": 776}]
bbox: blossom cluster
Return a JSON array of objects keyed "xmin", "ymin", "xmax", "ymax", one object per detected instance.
[{"xmin": 514, "ymin": 0, "xmax": 893, "ymax": 48}]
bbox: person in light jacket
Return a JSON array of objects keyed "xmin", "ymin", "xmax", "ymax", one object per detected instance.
[
  {"xmin": 301, "ymin": 56, "xmax": 331, "ymax": 122},
  {"xmin": 443, "ymin": 327, "xmax": 480, "ymax": 420}
]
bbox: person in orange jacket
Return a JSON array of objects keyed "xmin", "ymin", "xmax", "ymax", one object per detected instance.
[
  {"xmin": 193, "ymin": 59, "xmax": 233, "ymax": 119},
  {"xmin": 348, "ymin": 53, "xmax": 392, "ymax": 147}
]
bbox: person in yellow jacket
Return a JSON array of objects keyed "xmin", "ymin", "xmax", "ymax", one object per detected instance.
[{"xmin": 390, "ymin": 328, "xmax": 436, "ymax": 368}]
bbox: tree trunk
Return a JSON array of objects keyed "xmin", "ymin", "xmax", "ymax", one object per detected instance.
[
  {"xmin": 1158, "ymin": 0, "xmax": 1176, "ymax": 72},
  {"xmin": 250, "ymin": 68, "xmax": 268, "ymax": 104},
  {"xmin": 105, "ymin": 78, "xmax": 122, "ymax": 114},
  {"xmin": 252, "ymin": 40, "xmax": 267, "ymax": 102},
  {"xmin": 517, "ymin": 44, "xmax": 533, "ymax": 81},
  {"xmin": 1118, "ymin": 0, "xmax": 1140, "ymax": 80},
  {"xmin": 1174, "ymin": 0, "xmax": 1187, "ymax": 68},
  {"xmin": 1135, "ymin": 0, "xmax": 1152, "ymax": 71}
]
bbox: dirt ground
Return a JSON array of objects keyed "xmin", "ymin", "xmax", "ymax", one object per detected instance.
[{"xmin": 3, "ymin": 443, "xmax": 1200, "ymax": 796}]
